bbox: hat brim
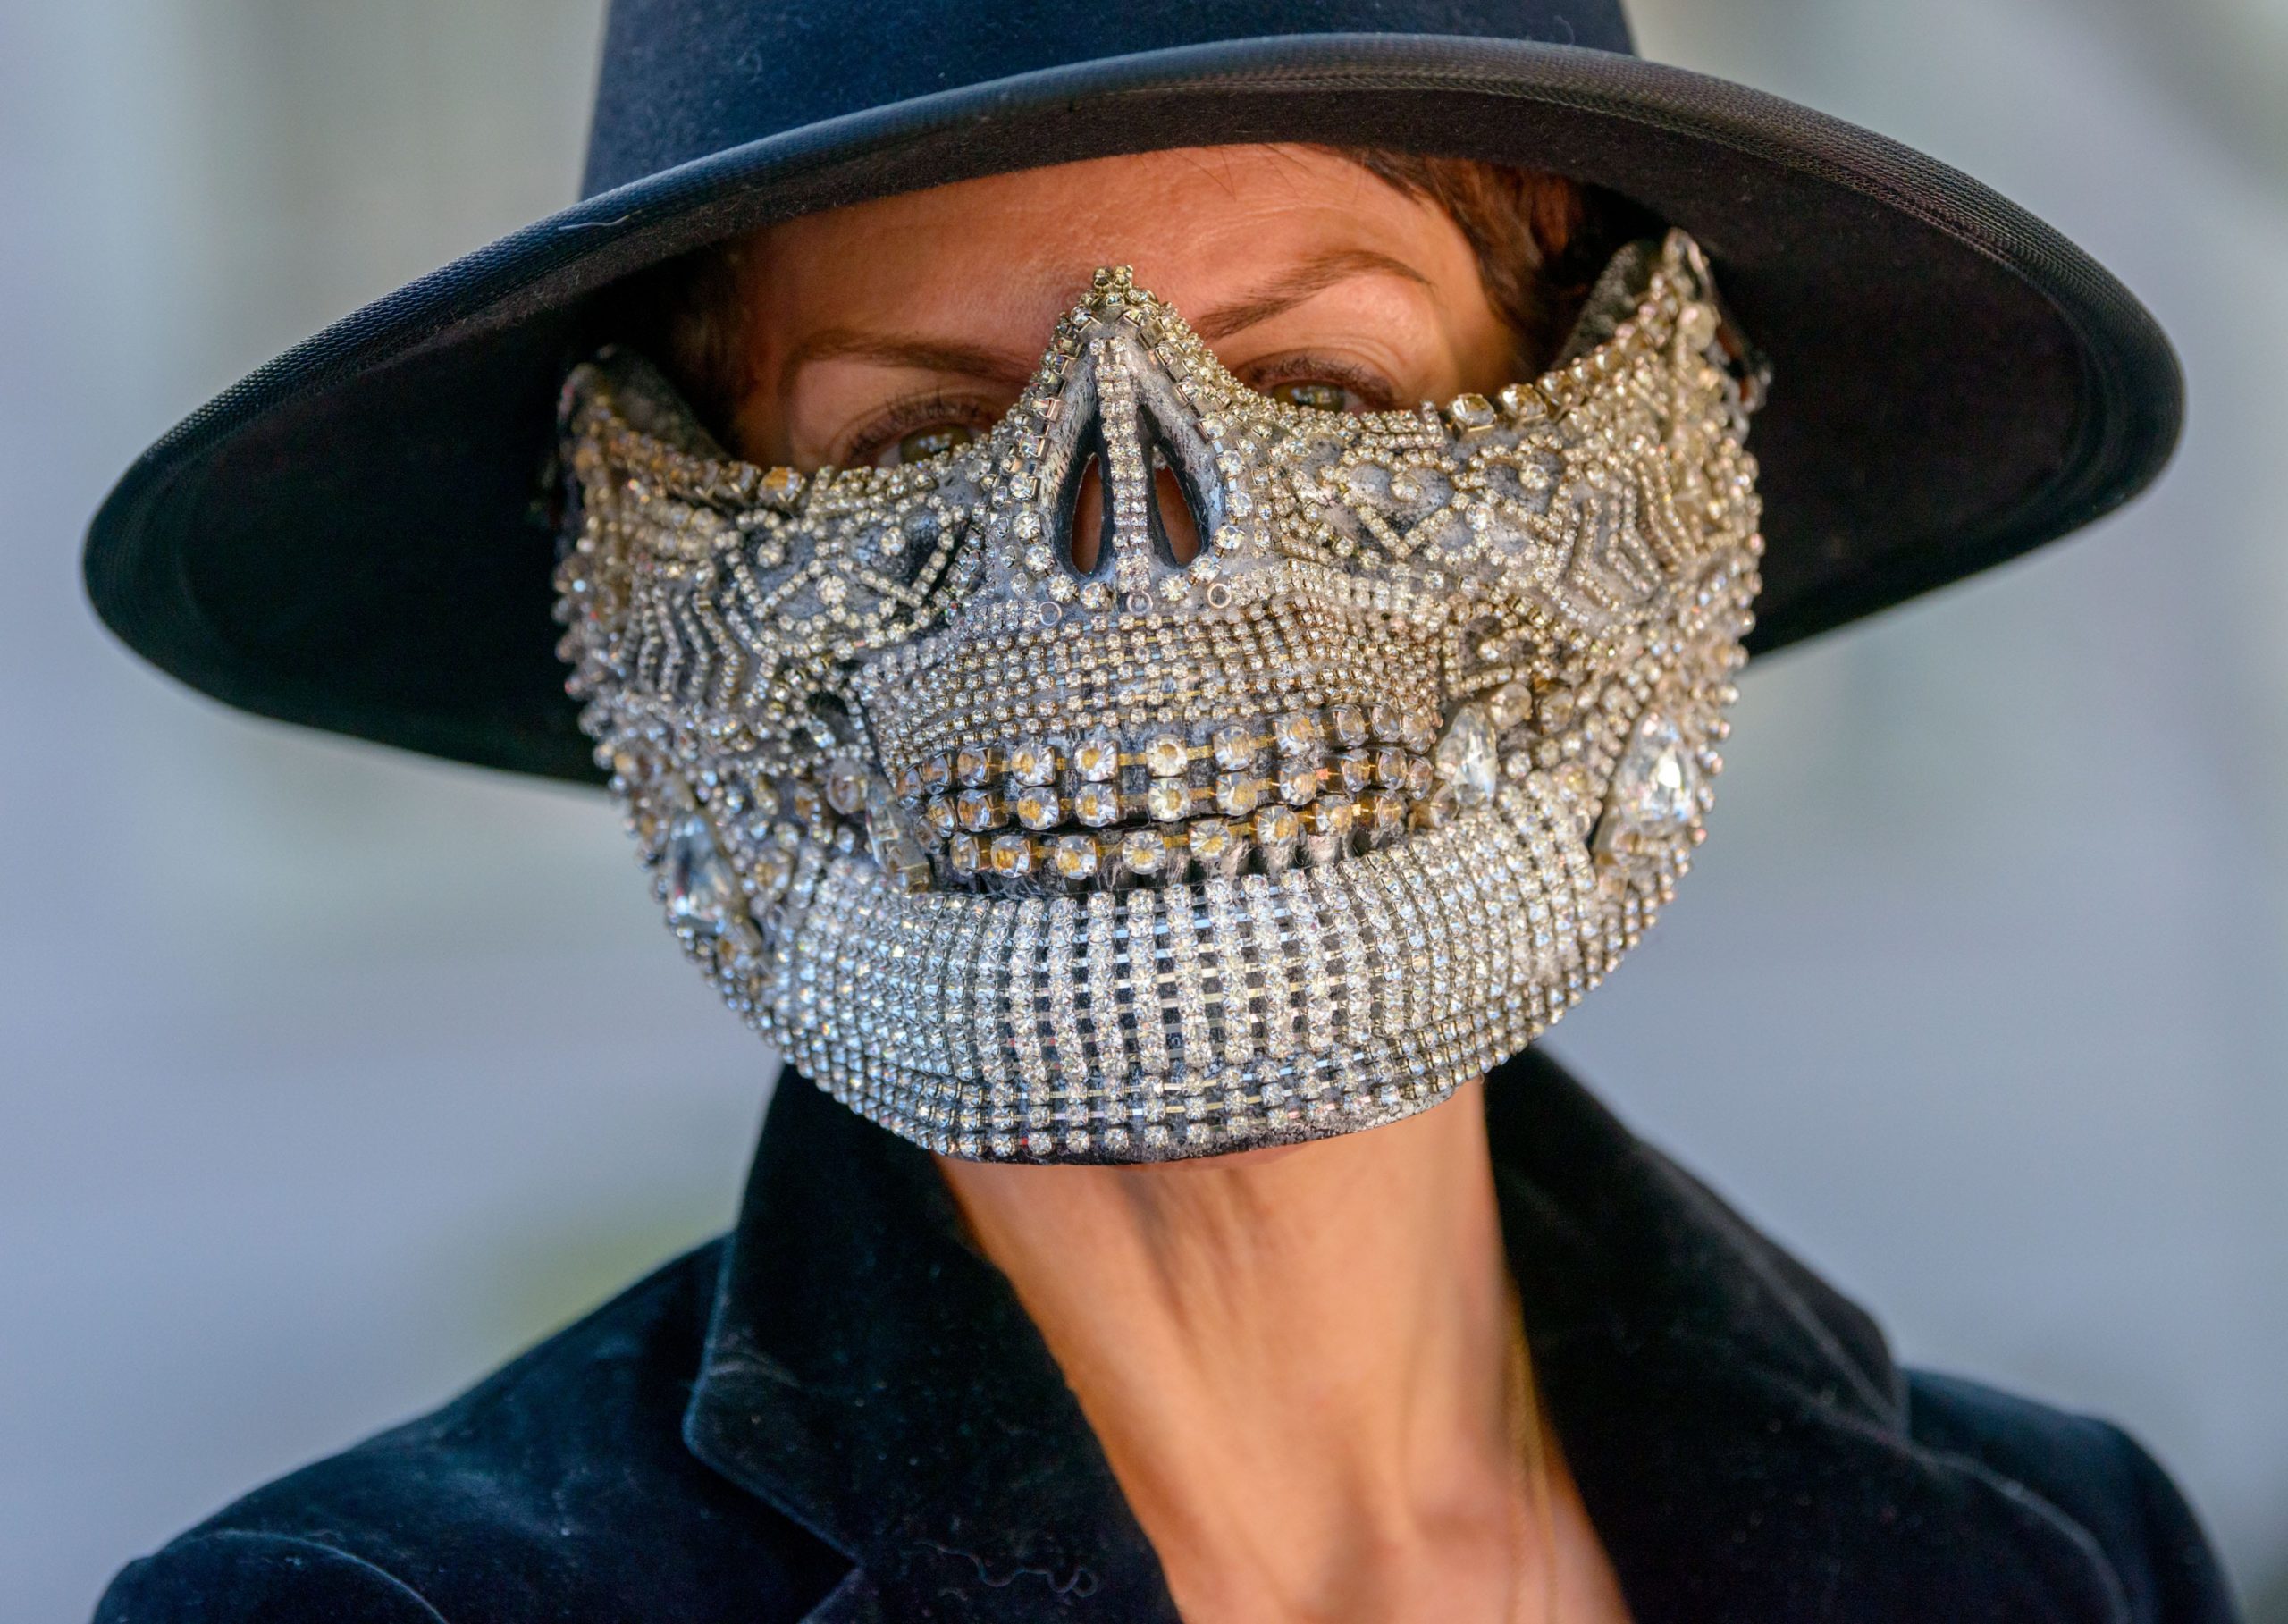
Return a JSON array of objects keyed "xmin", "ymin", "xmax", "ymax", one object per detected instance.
[{"xmin": 84, "ymin": 33, "xmax": 2181, "ymax": 784}]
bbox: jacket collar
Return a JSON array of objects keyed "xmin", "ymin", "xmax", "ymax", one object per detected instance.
[
  {"xmin": 682, "ymin": 1065, "xmax": 1175, "ymax": 1622},
  {"xmin": 685, "ymin": 1052, "xmax": 2132, "ymax": 1623}
]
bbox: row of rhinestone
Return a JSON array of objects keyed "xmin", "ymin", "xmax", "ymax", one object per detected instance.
[
  {"xmin": 865, "ymin": 593, "xmax": 1446, "ymax": 775},
  {"xmin": 925, "ymin": 746, "xmax": 1433, "ymax": 837},
  {"xmin": 888, "ymin": 698, "xmax": 1441, "ymax": 799},
  {"xmin": 938, "ymin": 787, "xmax": 1415, "ymax": 889},
  {"xmin": 885, "ymin": 698, "xmax": 1443, "ymax": 889}
]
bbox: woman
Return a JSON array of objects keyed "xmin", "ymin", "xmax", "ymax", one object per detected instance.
[{"xmin": 85, "ymin": 3, "xmax": 2229, "ymax": 1620}]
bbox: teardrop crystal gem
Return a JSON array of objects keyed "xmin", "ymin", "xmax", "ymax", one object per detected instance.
[
  {"xmin": 663, "ymin": 812, "xmax": 736, "ymax": 934},
  {"xmin": 1433, "ymin": 703, "xmax": 1500, "ymax": 809},
  {"xmin": 1610, "ymin": 713, "xmax": 1698, "ymax": 831},
  {"xmin": 863, "ymin": 784, "xmax": 936, "ymax": 894}
]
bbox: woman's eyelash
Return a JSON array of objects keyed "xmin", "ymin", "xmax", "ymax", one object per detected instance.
[
  {"xmin": 842, "ymin": 391, "xmax": 1004, "ymax": 467},
  {"xmin": 840, "ymin": 356, "xmax": 1394, "ymax": 466},
  {"xmin": 1236, "ymin": 356, "xmax": 1401, "ymax": 412}
]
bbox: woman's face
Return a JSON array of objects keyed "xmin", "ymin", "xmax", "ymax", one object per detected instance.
[{"xmin": 721, "ymin": 145, "xmax": 1517, "ymax": 473}]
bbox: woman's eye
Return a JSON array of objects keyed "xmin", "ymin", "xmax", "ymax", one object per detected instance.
[
  {"xmin": 880, "ymin": 423, "xmax": 976, "ymax": 467},
  {"xmin": 1241, "ymin": 355, "xmax": 1399, "ymax": 414},
  {"xmin": 1266, "ymin": 381, "xmax": 1355, "ymax": 413}
]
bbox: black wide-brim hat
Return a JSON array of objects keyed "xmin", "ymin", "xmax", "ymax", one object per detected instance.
[{"xmin": 84, "ymin": 0, "xmax": 2182, "ymax": 785}]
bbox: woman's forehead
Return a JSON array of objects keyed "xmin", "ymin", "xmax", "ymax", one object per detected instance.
[{"xmin": 740, "ymin": 146, "xmax": 1484, "ymax": 345}]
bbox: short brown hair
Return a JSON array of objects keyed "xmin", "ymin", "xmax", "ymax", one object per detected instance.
[
  {"xmin": 1329, "ymin": 149, "xmax": 1637, "ymax": 379},
  {"xmin": 630, "ymin": 149, "xmax": 1645, "ymax": 435}
]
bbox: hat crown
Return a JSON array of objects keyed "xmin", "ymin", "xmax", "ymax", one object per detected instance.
[{"xmin": 582, "ymin": 0, "xmax": 1635, "ymax": 197}]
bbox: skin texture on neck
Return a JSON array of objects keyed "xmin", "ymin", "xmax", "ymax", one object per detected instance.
[
  {"xmin": 940, "ymin": 1083, "xmax": 1627, "ymax": 1622},
  {"xmin": 718, "ymin": 146, "xmax": 1629, "ymax": 1620}
]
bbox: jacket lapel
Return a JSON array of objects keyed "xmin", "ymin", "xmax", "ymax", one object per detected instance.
[
  {"xmin": 1492, "ymin": 1050, "xmax": 2132, "ymax": 1623},
  {"xmin": 682, "ymin": 1072, "xmax": 1179, "ymax": 1622},
  {"xmin": 686, "ymin": 1053, "xmax": 2132, "ymax": 1623}
]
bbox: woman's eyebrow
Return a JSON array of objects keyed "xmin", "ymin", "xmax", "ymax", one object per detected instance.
[
  {"xmin": 1191, "ymin": 248, "xmax": 1434, "ymax": 341},
  {"xmin": 778, "ymin": 246, "xmax": 1433, "ymax": 389},
  {"xmin": 782, "ymin": 328, "xmax": 1037, "ymax": 387}
]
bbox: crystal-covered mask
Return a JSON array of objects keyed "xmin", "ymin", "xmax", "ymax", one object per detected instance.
[{"xmin": 556, "ymin": 228, "xmax": 1764, "ymax": 1162}]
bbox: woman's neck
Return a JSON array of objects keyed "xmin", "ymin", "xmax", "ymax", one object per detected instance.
[{"xmin": 938, "ymin": 1081, "xmax": 1597, "ymax": 1622}]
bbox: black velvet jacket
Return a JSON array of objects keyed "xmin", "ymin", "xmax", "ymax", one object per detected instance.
[{"xmin": 97, "ymin": 1053, "xmax": 2236, "ymax": 1622}]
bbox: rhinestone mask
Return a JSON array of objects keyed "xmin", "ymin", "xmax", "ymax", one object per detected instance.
[{"xmin": 556, "ymin": 229, "xmax": 1764, "ymax": 1162}]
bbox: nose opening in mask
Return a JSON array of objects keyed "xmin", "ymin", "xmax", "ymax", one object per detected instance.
[
  {"xmin": 1053, "ymin": 407, "xmax": 1114, "ymax": 579},
  {"xmin": 1065, "ymin": 451, "xmax": 1107, "ymax": 576},
  {"xmin": 1052, "ymin": 408, "xmax": 1208, "ymax": 582},
  {"xmin": 1145, "ymin": 440, "xmax": 1204, "ymax": 568}
]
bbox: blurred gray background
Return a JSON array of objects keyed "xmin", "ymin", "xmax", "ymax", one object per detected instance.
[{"xmin": 4, "ymin": 0, "xmax": 2284, "ymax": 1616}]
